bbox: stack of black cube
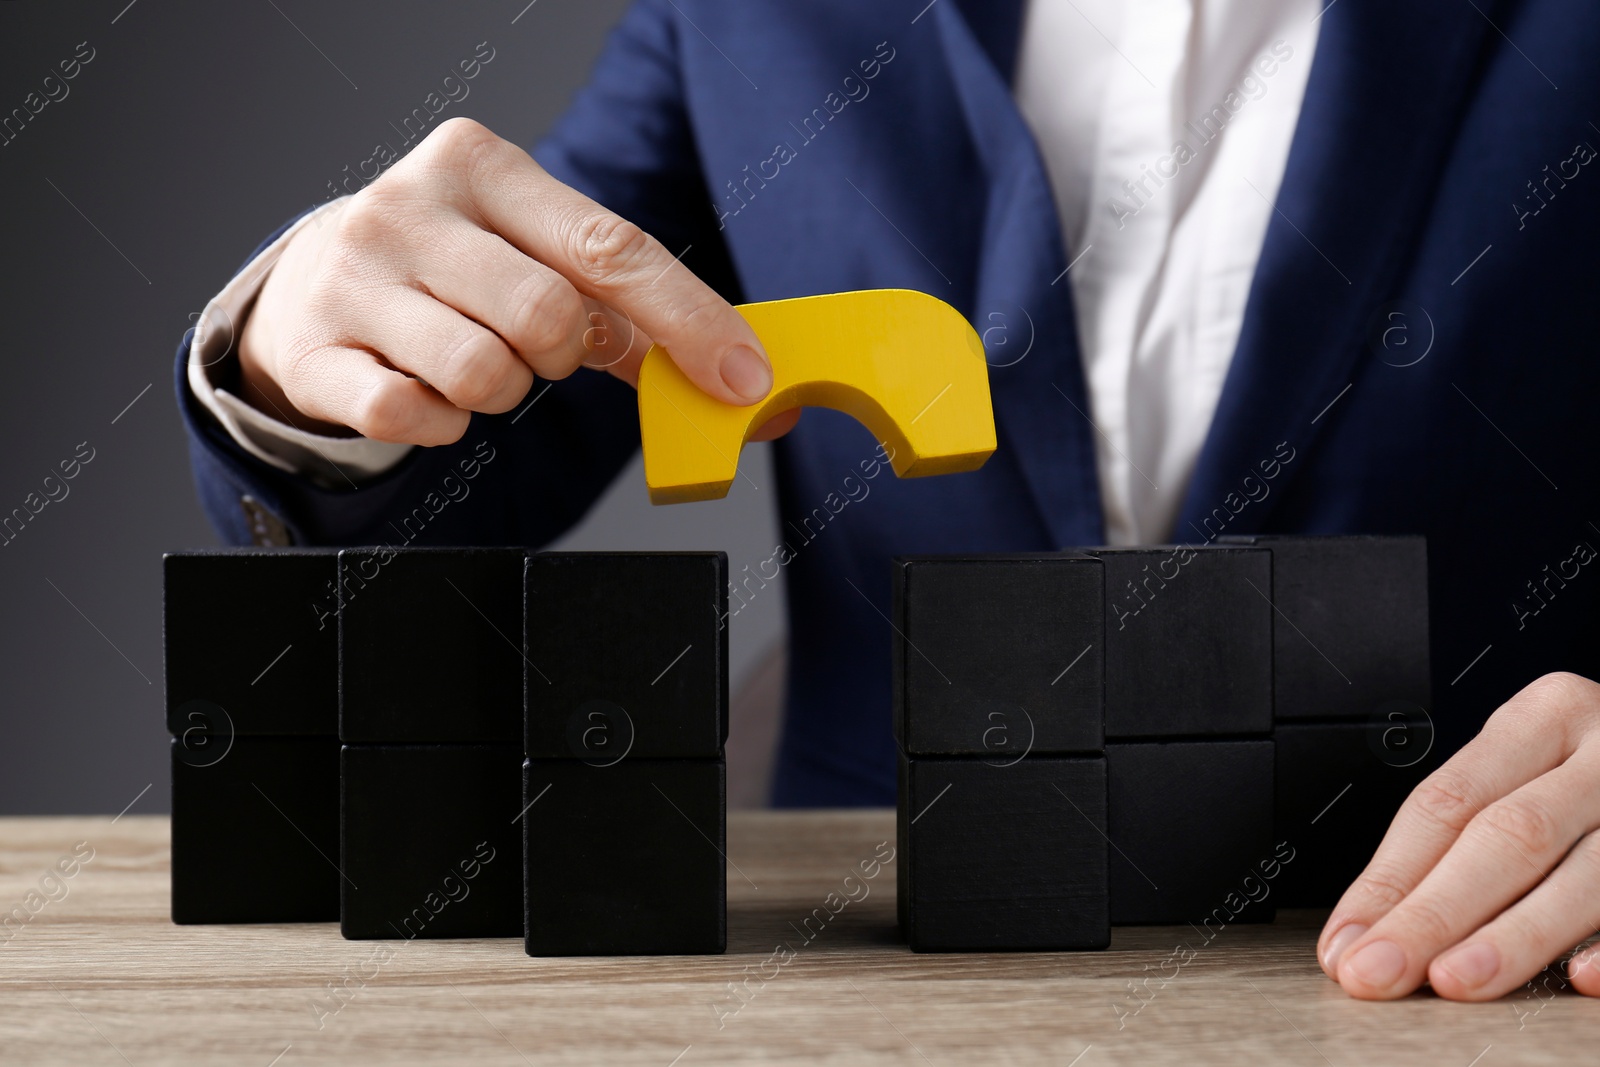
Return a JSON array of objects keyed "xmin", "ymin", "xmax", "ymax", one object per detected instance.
[
  {"xmin": 165, "ymin": 549, "xmax": 340, "ymax": 924},
  {"xmin": 893, "ymin": 555, "xmax": 1111, "ymax": 951},
  {"xmin": 893, "ymin": 536, "xmax": 1432, "ymax": 950},
  {"xmin": 337, "ymin": 547, "xmax": 526, "ymax": 939},
  {"xmin": 522, "ymin": 552, "xmax": 729, "ymax": 955},
  {"xmin": 163, "ymin": 547, "xmax": 729, "ymax": 956},
  {"xmin": 1092, "ymin": 546, "xmax": 1278, "ymax": 927},
  {"xmin": 1225, "ymin": 535, "xmax": 1435, "ymax": 906},
  {"xmin": 166, "ymin": 534, "xmax": 1429, "ymax": 951}
]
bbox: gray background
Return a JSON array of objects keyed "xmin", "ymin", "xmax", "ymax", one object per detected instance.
[{"xmin": 0, "ymin": 0, "xmax": 784, "ymax": 814}]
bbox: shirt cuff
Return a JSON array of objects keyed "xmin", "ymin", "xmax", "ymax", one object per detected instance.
[{"xmin": 186, "ymin": 197, "xmax": 414, "ymax": 487}]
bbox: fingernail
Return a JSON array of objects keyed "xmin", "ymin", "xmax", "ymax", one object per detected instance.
[
  {"xmin": 1322, "ymin": 923, "xmax": 1368, "ymax": 974},
  {"xmin": 1437, "ymin": 942, "xmax": 1500, "ymax": 989},
  {"xmin": 1342, "ymin": 940, "xmax": 1407, "ymax": 991},
  {"xmin": 720, "ymin": 344, "xmax": 772, "ymax": 401}
]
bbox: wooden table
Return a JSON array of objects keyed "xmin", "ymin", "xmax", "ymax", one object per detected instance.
[{"xmin": 1, "ymin": 812, "xmax": 1593, "ymax": 1065}]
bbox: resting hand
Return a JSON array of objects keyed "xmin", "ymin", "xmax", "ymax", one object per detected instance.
[{"xmin": 1319, "ymin": 671, "xmax": 1600, "ymax": 1000}]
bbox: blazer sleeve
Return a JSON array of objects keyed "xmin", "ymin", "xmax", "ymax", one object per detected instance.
[{"xmin": 176, "ymin": 0, "xmax": 741, "ymax": 549}]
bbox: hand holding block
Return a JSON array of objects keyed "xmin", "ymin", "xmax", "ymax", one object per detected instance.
[{"xmin": 637, "ymin": 289, "xmax": 996, "ymax": 504}]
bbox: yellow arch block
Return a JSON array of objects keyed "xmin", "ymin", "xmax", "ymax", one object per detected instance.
[{"xmin": 637, "ymin": 289, "xmax": 997, "ymax": 505}]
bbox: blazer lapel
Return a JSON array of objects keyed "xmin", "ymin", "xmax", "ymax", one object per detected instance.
[
  {"xmin": 933, "ymin": 0, "xmax": 1106, "ymax": 548},
  {"xmin": 1177, "ymin": 0, "xmax": 1499, "ymax": 535},
  {"xmin": 952, "ymin": 0, "xmax": 1028, "ymax": 82}
]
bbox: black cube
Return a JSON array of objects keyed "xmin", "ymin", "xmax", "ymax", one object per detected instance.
[
  {"xmin": 1274, "ymin": 720, "xmax": 1436, "ymax": 906},
  {"xmin": 523, "ymin": 757, "xmax": 726, "ymax": 955},
  {"xmin": 898, "ymin": 755, "xmax": 1109, "ymax": 951},
  {"xmin": 339, "ymin": 743, "xmax": 524, "ymax": 939},
  {"xmin": 1106, "ymin": 740, "xmax": 1275, "ymax": 924},
  {"xmin": 170, "ymin": 735, "xmax": 340, "ymax": 923},
  {"xmin": 892, "ymin": 555, "xmax": 1105, "ymax": 756},
  {"xmin": 1088, "ymin": 546, "xmax": 1273, "ymax": 738},
  {"xmin": 338, "ymin": 547, "xmax": 524, "ymax": 744},
  {"xmin": 164, "ymin": 550, "xmax": 338, "ymax": 736},
  {"xmin": 524, "ymin": 552, "xmax": 727, "ymax": 760},
  {"xmin": 1222, "ymin": 535, "xmax": 1431, "ymax": 721}
]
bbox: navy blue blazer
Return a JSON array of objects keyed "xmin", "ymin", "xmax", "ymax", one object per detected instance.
[{"xmin": 177, "ymin": 0, "xmax": 1600, "ymax": 805}]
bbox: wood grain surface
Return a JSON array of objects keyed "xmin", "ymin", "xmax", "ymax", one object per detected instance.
[{"xmin": 0, "ymin": 811, "xmax": 1594, "ymax": 1065}]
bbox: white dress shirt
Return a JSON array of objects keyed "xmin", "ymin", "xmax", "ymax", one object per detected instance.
[
  {"xmin": 1016, "ymin": 0, "xmax": 1319, "ymax": 543},
  {"xmin": 189, "ymin": 0, "xmax": 1321, "ymax": 528}
]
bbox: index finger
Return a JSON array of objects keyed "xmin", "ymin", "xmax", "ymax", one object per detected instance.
[{"xmin": 456, "ymin": 127, "xmax": 773, "ymax": 406}]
